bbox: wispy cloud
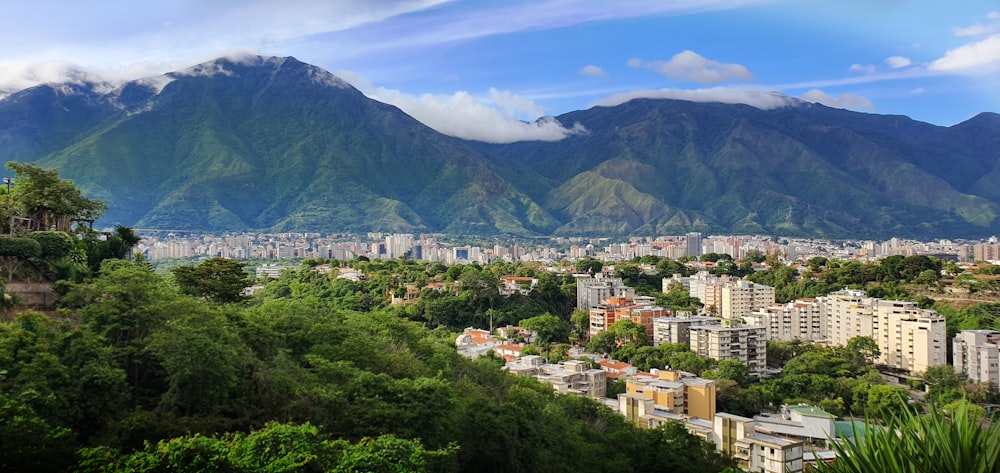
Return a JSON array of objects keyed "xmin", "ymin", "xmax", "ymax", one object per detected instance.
[
  {"xmin": 849, "ymin": 63, "xmax": 876, "ymax": 74},
  {"xmin": 628, "ymin": 51, "xmax": 753, "ymax": 84},
  {"xmin": 580, "ymin": 65, "xmax": 608, "ymax": 77},
  {"xmin": 884, "ymin": 56, "xmax": 912, "ymax": 69},
  {"xmin": 800, "ymin": 89, "xmax": 874, "ymax": 111},
  {"xmin": 954, "ymin": 23, "xmax": 996, "ymax": 37}
]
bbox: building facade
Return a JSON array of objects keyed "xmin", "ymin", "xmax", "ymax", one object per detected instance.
[
  {"xmin": 953, "ymin": 330, "xmax": 1000, "ymax": 387},
  {"xmin": 689, "ymin": 322, "xmax": 767, "ymax": 379}
]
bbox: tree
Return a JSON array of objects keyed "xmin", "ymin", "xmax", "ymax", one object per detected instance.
[
  {"xmin": 519, "ymin": 313, "xmax": 570, "ymax": 344},
  {"xmin": 923, "ymin": 365, "xmax": 966, "ymax": 404},
  {"xmin": 845, "ymin": 336, "xmax": 880, "ymax": 366},
  {"xmin": 702, "ymin": 359, "xmax": 751, "ymax": 387},
  {"xmin": 172, "ymin": 258, "xmax": 252, "ymax": 304},
  {"xmin": 574, "ymin": 258, "xmax": 603, "ymax": 275},
  {"xmin": 6, "ymin": 162, "xmax": 106, "ymax": 232},
  {"xmin": 0, "ymin": 236, "xmax": 41, "ymax": 280}
]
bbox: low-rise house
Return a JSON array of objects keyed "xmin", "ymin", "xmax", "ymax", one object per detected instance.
[{"xmin": 507, "ymin": 356, "xmax": 607, "ymax": 398}]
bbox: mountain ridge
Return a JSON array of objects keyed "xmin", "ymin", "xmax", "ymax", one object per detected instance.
[{"xmin": 1, "ymin": 55, "xmax": 998, "ymax": 239}]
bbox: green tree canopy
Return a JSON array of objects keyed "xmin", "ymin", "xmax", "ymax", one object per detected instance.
[
  {"xmin": 172, "ymin": 258, "xmax": 252, "ymax": 304},
  {"xmin": 519, "ymin": 313, "xmax": 570, "ymax": 344},
  {"xmin": 6, "ymin": 162, "xmax": 107, "ymax": 232}
]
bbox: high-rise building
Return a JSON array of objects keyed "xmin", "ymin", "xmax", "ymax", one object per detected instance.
[
  {"xmin": 685, "ymin": 232, "xmax": 703, "ymax": 258},
  {"xmin": 652, "ymin": 315, "xmax": 722, "ymax": 346},
  {"xmin": 953, "ymin": 330, "xmax": 1000, "ymax": 387},
  {"xmin": 744, "ymin": 299, "xmax": 825, "ymax": 342},
  {"xmin": 821, "ymin": 290, "xmax": 946, "ymax": 374},
  {"xmin": 577, "ymin": 277, "xmax": 634, "ymax": 310},
  {"xmin": 721, "ymin": 281, "xmax": 776, "ymax": 318},
  {"xmin": 689, "ymin": 322, "xmax": 767, "ymax": 379}
]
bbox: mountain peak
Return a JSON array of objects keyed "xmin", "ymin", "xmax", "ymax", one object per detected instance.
[{"xmin": 169, "ymin": 54, "xmax": 352, "ymax": 90}]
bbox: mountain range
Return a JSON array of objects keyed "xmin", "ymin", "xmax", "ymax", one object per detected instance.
[{"xmin": 1, "ymin": 55, "xmax": 998, "ymax": 239}]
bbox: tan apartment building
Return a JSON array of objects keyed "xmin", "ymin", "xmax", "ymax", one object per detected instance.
[
  {"xmin": 721, "ymin": 281, "xmax": 776, "ymax": 319},
  {"xmin": 625, "ymin": 369, "xmax": 717, "ymax": 420},
  {"xmin": 819, "ymin": 290, "xmax": 946, "ymax": 375},
  {"xmin": 744, "ymin": 299, "xmax": 825, "ymax": 342}
]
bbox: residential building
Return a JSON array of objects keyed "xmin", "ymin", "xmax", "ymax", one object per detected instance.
[
  {"xmin": 507, "ymin": 356, "xmax": 607, "ymax": 398},
  {"xmin": 712, "ymin": 413, "xmax": 804, "ymax": 473},
  {"xmin": 744, "ymin": 299, "xmax": 825, "ymax": 342},
  {"xmin": 721, "ymin": 281, "xmax": 776, "ymax": 319},
  {"xmin": 953, "ymin": 330, "xmax": 1000, "ymax": 387},
  {"xmin": 820, "ymin": 290, "xmax": 946, "ymax": 374},
  {"xmin": 689, "ymin": 322, "xmax": 767, "ymax": 379},
  {"xmin": 752, "ymin": 404, "xmax": 837, "ymax": 445},
  {"xmin": 821, "ymin": 289, "xmax": 875, "ymax": 348},
  {"xmin": 588, "ymin": 296, "xmax": 668, "ymax": 340},
  {"xmin": 625, "ymin": 369, "xmax": 716, "ymax": 420},
  {"xmin": 665, "ymin": 272, "xmax": 774, "ymax": 318},
  {"xmin": 652, "ymin": 315, "xmax": 722, "ymax": 346},
  {"xmin": 577, "ymin": 276, "xmax": 634, "ymax": 310}
]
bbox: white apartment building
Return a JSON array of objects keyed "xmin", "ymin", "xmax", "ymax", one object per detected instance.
[
  {"xmin": 577, "ymin": 277, "xmax": 634, "ymax": 310},
  {"xmin": 953, "ymin": 330, "xmax": 1000, "ymax": 387},
  {"xmin": 689, "ymin": 322, "xmax": 767, "ymax": 379},
  {"xmin": 744, "ymin": 299, "xmax": 825, "ymax": 342},
  {"xmin": 652, "ymin": 315, "xmax": 722, "ymax": 346},
  {"xmin": 713, "ymin": 413, "xmax": 804, "ymax": 473}
]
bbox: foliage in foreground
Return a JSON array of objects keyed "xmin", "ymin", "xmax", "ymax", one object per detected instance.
[
  {"xmin": 0, "ymin": 261, "xmax": 735, "ymax": 473},
  {"xmin": 815, "ymin": 403, "xmax": 1000, "ymax": 473}
]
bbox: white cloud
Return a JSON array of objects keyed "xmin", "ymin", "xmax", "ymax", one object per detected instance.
[
  {"xmin": 800, "ymin": 89, "xmax": 874, "ymax": 111},
  {"xmin": 884, "ymin": 56, "xmax": 912, "ymax": 69},
  {"xmin": 579, "ymin": 65, "xmax": 608, "ymax": 77},
  {"xmin": 954, "ymin": 23, "xmax": 996, "ymax": 37},
  {"xmin": 909, "ymin": 87, "xmax": 925, "ymax": 95},
  {"xmin": 628, "ymin": 51, "xmax": 753, "ymax": 84},
  {"xmin": 339, "ymin": 71, "xmax": 585, "ymax": 143},
  {"xmin": 849, "ymin": 63, "xmax": 876, "ymax": 74},
  {"xmin": 591, "ymin": 87, "xmax": 800, "ymax": 110},
  {"xmin": 988, "ymin": 11, "xmax": 1000, "ymax": 20},
  {"xmin": 928, "ymin": 34, "xmax": 1000, "ymax": 72},
  {"xmin": 0, "ymin": 60, "xmax": 91, "ymax": 92},
  {"xmin": 488, "ymin": 88, "xmax": 546, "ymax": 118}
]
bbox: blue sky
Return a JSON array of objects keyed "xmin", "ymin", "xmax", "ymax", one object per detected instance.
[{"xmin": 1, "ymin": 0, "xmax": 998, "ymax": 142}]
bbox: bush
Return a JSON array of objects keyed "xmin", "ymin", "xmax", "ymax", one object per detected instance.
[
  {"xmin": 0, "ymin": 237, "xmax": 41, "ymax": 259},
  {"xmin": 27, "ymin": 231, "xmax": 75, "ymax": 260}
]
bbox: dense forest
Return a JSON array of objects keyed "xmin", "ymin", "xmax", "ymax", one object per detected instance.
[{"xmin": 0, "ymin": 256, "xmax": 738, "ymax": 472}]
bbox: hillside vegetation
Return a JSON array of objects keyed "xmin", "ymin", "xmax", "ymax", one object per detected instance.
[{"xmin": 1, "ymin": 55, "xmax": 998, "ymax": 238}]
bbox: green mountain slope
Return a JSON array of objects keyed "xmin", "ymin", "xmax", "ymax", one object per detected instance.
[
  {"xmin": 8, "ymin": 56, "xmax": 557, "ymax": 233},
  {"xmin": 477, "ymin": 99, "xmax": 1000, "ymax": 238},
  {"xmin": 1, "ymin": 56, "xmax": 999, "ymax": 238}
]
